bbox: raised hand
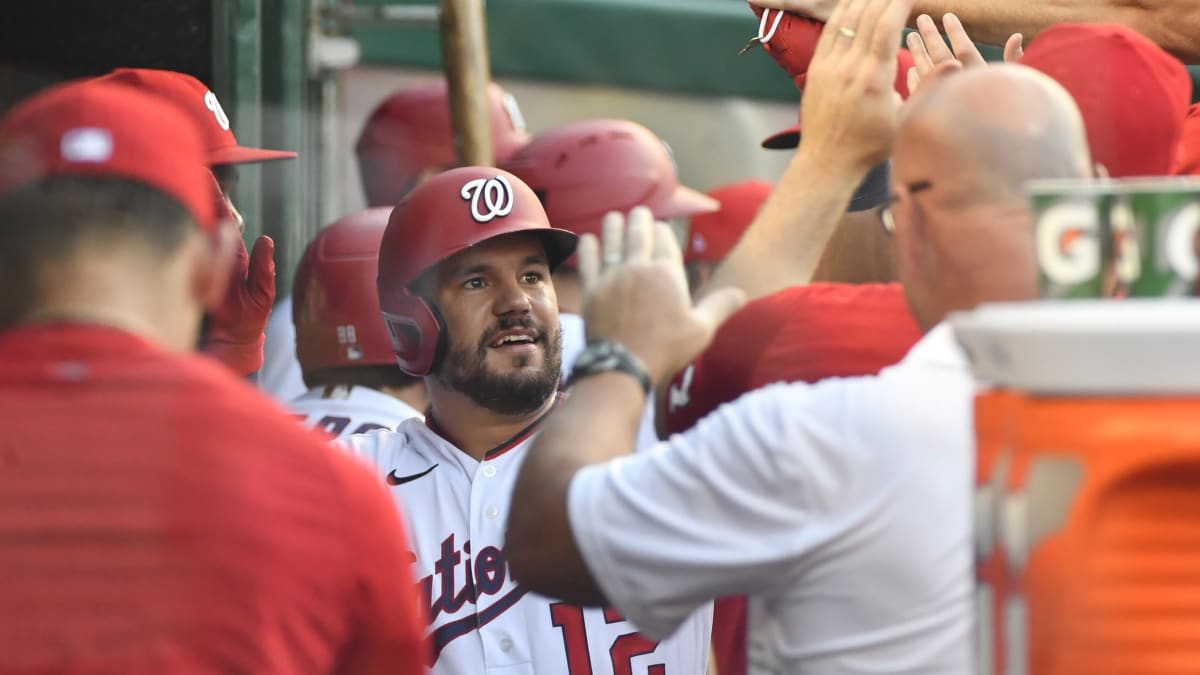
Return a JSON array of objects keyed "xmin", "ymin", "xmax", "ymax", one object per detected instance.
[
  {"xmin": 576, "ymin": 207, "xmax": 744, "ymax": 385},
  {"xmin": 905, "ymin": 13, "xmax": 1023, "ymax": 96},
  {"xmin": 201, "ymin": 230, "xmax": 276, "ymax": 377},
  {"xmin": 797, "ymin": 0, "xmax": 919, "ymax": 173}
]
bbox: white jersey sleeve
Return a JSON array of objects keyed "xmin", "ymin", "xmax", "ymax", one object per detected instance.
[
  {"xmin": 258, "ymin": 296, "xmax": 307, "ymax": 403},
  {"xmin": 568, "ymin": 380, "xmax": 843, "ymax": 640},
  {"xmin": 290, "ymin": 385, "xmax": 423, "ymax": 439},
  {"xmin": 567, "ymin": 326, "xmax": 974, "ymax": 674}
]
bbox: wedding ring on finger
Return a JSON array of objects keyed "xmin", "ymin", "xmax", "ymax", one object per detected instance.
[{"xmin": 838, "ymin": 25, "xmax": 857, "ymax": 39}]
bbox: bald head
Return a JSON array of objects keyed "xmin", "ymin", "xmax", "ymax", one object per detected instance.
[
  {"xmin": 890, "ymin": 65, "xmax": 1094, "ymax": 332},
  {"xmin": 896, "ymin": 64, "xmax": 1093, "ymax": 206}
]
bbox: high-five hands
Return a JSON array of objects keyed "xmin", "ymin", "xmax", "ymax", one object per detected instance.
[
  {"xmin": 576, "ymin": 206, "xmax": 745, "ymax": 386},
  {"xmin": 905, "ymin": 13, "xmax": 1023, "ymax": 95},
  {"xmin": 797, "ymin": 0, "xmax": 918, "ymax": 174}
]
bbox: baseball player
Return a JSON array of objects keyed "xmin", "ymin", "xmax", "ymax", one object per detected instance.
[
  {"xmin": 345, "ymin": 166, "xmax": 712, "ymax": 674},
  {"xmin": 290, "ymin": 208, "xmax": 426, "ymax": 438},
  {"xmin": 96, "ymin": 67, "xmax": 295, "ymax": 378},
  {"xmin": 0, "ymin": 79, "xmax": 425, "ymax": 673},
  {"xmin": 501, "ymin": 118, "xmax": 719, "ymax": 379},
  {"xmin": 260, "ymin": 78, "xmax": 532, "ymax": 403}
]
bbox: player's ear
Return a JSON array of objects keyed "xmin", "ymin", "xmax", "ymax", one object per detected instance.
[{"xmin": 195, "ymin": 220, "xmax": 238, "ymax": 311}]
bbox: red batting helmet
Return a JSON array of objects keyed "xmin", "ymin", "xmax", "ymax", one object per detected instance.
[
  {"xmin": 377, "ymin": 166, "xmax": 578, "ymax": 376},
  {"xmin": 501, "ymin": 119, "xmax": 718, "ymax": 248},
  {"xmin": 356, "ymin": 80, "xmax": 531, "ymax": 208},
  {"xmin": 292, "ymin": 207, "xmax": 396, "ymax": 375}
]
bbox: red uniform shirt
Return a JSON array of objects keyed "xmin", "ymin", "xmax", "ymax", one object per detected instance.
[
  {"xmin": 659, "ymin": 283, "xmax": 923, "ymax": 675},
  {"xmin": 0, "ymin": 324, "xmax": 426, "ymax": 674}
]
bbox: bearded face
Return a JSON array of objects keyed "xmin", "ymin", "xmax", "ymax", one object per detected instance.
[
  {"xmin": 423, "ymin": 232, "xmax": 563, "ymax": 417},
  {"xmin": 434, "ymin": 314, "xmax": 562, "ymax": 416}
]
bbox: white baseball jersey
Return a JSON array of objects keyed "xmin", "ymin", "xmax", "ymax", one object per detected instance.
[
  {"xmin": 345, "ymin": 395, "xmax": 713, "ymax": 675},
  {"xmin": 259, "ymin": 295, "xmax": 307, "ymax": 403},
  {"xmin": 291, "ymin": 384, "xmax": 423, "ymax": 439},
  {"xmin": 568, "ymin": 324, "xmax": 974, "ymax": 674}
]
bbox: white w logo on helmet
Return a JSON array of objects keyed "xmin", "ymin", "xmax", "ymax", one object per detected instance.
[{"xmin": 460, "ymin": 175, "xmax": 515, "ymax": 223}]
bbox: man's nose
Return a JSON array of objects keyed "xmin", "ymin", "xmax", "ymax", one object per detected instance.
[{"xmin": 493, "ymin": 278, "xmax": 533, "ymax": 316}]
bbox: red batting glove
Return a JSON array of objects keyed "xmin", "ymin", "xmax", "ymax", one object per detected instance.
[
  {"xmin": 748, "ymin": 4, "xmax": 824, "ymax": 90},
  {"xmin": 202, "ymin": 234, "xmax": 276, "ymax": 376}
]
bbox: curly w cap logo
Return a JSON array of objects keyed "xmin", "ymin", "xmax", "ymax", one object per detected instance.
[{"xmin": 461, "ymin": 174, "xmax": 515, "ymax": 223}]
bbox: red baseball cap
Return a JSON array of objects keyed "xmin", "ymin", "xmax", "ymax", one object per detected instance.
[
  {"xmin": 1021, "ymin": 23, "xmax": 1191, "ymax": 178},
  {"xmin": 761, "ymin": 48, "xmax": 915, "ymax": 150},
  {"xmin": 685, "ymin": 180, "xmax": 773, "ymax": 264},
  {"xmin": 96, "ymin": 68, "xmax": 298, "ymax": 166},
  {"xmin": 661, "ymin": 283, "xmax": 921, "ymax": 434},
  {"xmin": 0, "ymin": 79, "xmax": 218, "ymax": 229},
  {"xmin": 1171, "ymin": 102, "xmax": 1200, "ymax": 176},
  {"xmin": 356, "ymin": 80, "xmax": 531, "ymax": 207}
]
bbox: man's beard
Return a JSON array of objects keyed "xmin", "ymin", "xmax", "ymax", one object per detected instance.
[{"xmin": 434, "ymin": 316, "xmax": 563, "ymax": 417}]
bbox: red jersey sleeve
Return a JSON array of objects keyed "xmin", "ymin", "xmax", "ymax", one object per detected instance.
[{"xmin": 334, "ymin": 459, "xmax": 430, "ymax": 674}]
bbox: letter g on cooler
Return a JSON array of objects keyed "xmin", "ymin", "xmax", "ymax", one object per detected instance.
[{"xmin": 1036, "ymin": 200, "xmax": 1102, "ymax": 291}]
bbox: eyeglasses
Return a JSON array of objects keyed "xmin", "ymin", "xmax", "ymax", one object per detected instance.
[{"xmin": 876, "ymin": 180, "xmax": 933, "ymax": 235}]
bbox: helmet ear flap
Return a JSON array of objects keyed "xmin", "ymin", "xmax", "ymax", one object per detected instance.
[{"xmin": 379, "ymin": 290, "xmax": 446, "ymax": 376}]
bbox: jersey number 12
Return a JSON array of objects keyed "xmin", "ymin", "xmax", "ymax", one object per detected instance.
[{"xmin": 550, "ymin": 603, "xmax": 665, "ymax": 675}]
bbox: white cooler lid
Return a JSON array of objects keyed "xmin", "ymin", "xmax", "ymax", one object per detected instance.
[{"xmin": 949, "ymin": 300, "xmax": 1200, "ymax": 394}]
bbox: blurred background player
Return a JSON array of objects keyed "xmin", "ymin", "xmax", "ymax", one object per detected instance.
[
  {"xmin": 96, "ymin": 67, "xmax": 296, "ymax": 377},
  {"xmin": 290, "ymin": 208, "xmax": 427, "ymax": 438},
  {"xmin": 260, "ymin": 78, "xmax": 530, "ymax": 402},
  {"xmin": 684, "ymin": 180, "xmax": 773, "ymax": 295},
  {"xmin": 1018, "ymin": 22, "xmax": 1192, "ymax": 178},
  {"xmin": 0, "ymin": 80, "xmax": 425, "ymax": 673},
  {"xmin": 347, "ymin": 166, "xmax": 712, "ymax": 673},
  {"xmin": 502, "ymin": 117, "xmax": 718, "ymax": 377}
]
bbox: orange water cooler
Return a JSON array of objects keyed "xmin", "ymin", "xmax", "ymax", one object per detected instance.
[{"xmin": 954, "ymin": 300, "xmax": 1200, "ymax": 675}]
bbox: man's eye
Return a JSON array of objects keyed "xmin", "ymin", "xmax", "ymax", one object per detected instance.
[
  {"xmin": 463, "ymin": 278, "xmax": 486, "ymax": 289},
  {"xmin": 523, "ymin": 272, "xmax": 543, "ymax": 283}
]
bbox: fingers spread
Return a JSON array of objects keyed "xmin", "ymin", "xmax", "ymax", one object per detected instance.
[
  {"xmin": 601, "ymin": 211, "xmax": 626, "ymax": 268},
  {"xmin": 1004, "ymin": 33, "xmax": 1024, "ymax": 62},
  {"xmin": 623, "ymin": 206, "xmax": 655, "ymax": 264},
  {"xmin": 577, "ymin": 233, "xmax": 601, "ymax": 292},
  {"xmin": 865, "ymin": 0, "xmax": 916, "ymax": 63},
  {"xmin": 907, "ymin": 30, "xmax": 933, "ymax": 73},
  {"xmin": 942, "ymin": 13, "xmax": 986, "ymax": 67},
  {"xmin": 915, "ymin": 13, "xmax": 952, "ymax": 64},
  {"xmin": 651, "ymin": 221, "xmax": 689, "ymax": 293},
  {"xmin": 247, "ymin": 235, "xmax": 276, "ymax": 304},
  {"xmin": 906, "ymin": 65, "xmax": 921, "ymax": 96},
  {"xmin": 818, "ymin": 0, "xmax": 869, "ymax": 58}
]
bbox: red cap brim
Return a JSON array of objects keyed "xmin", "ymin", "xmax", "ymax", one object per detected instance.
[
  {"xmin": 210, "ymin": 145, "xmax": 298, "ymax": 166},
  {"xmin": 658, "ymin": 185, "xmax": 721, "ymax": 219},
  {"xmin": 761, "ymin": 123, "xmax": 801, "ymax": 150}
]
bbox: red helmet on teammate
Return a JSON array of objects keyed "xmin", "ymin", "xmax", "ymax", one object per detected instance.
[
  {"xmin": 356, "ymin": 80, "xmax": 531, "ymax": 208},
  {"xmin": 501, "ymin": 119, "xmax": 718, "ymax": 247},
  {"xmin": 292, "ymin": 208, "xmax": 396, "ymax": 376},
  {"xmin": 377, "ymin": 167, "xmax": 578, "ymax": 376}
]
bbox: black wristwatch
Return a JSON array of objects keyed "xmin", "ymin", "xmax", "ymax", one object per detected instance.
[{"xmin": 567, "ymin": 340, "xmax": 652, "ymax": 395}]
